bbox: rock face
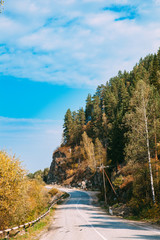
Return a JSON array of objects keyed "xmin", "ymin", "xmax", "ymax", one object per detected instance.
[
  {"xmin": 47, "ymin": 146, "xmax": 103, "ymax": 189},
  {"xmin": 110, "ymin": 203, "xmax": 131, "ymax": 217},
  {"xmin": 47, "ymin": 147, "xmax": 71, "ymax": 184},
  {"xmin": 67, "ymin": 168, "xmax": 103, "ymax": 190}
]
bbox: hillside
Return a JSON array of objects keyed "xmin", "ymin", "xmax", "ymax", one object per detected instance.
[
  {"xmin": 47, "ymin": 146, "xmax": 103, "ymax": 189},
  {"xmin": 48, "ymin": 49, "xmax": 160, "ymax": 221}
]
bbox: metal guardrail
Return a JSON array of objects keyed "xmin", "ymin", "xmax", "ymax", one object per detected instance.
[{"xmin": 0, "ymin": 193, "xmax": 66, "ymax": 239}]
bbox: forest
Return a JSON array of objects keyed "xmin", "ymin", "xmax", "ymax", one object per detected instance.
[{"xmin": 62, "ymin": 49, "xmax": 160, "ymax": 220}]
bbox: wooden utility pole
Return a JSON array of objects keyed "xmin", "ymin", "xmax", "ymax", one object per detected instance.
[
  {"xmin": 102, "ymin": 167, "xmax": 107, "ymax": 203},
  {"xmin": 98, "ymin": 164, "xmax": 119, "ymax": 203},
  {"xmin": 103, "ymin": 168, "xmax": 119, "ymax": 200},
  {"xmin": 98, "ymin": 164, "xmax": 109, "ymax": 204}
]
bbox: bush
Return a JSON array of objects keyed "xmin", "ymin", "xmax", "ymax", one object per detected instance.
[
  {"xmin": 0, "ymin": 151, "xmax": 28, "ymax": 229},
  {"xmin": 48, "ymin": 188, "xmax": 59, "ymax": 197},
  {"xmin": 141, "ymin": 203, "xmax": 160, "ymax": 221},
  {"xmin": 0, "ymin": 151, "xmax": 50, "ymax": 230}
]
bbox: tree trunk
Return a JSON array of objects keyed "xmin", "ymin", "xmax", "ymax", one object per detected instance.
[
  {"xmin": 142, "ymin": 91, "xmax": 156, "ymax": 204},
  {"xmin": 154, "ymin": 115, "xmax": 159, "ymax": 185}
]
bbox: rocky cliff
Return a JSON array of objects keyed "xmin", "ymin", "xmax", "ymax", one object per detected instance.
[
  {"xmin": 47, "ymin": 146, "xmax": 103, "ymax": 189},
  {"xmin": 47, "ymin": 146, "xmax": 71, "ymax": 184}
]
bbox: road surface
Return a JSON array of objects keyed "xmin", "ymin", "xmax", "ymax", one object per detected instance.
[{"xmin": 40, "ymin": 189, "xmax": 160, "ymax": 240}]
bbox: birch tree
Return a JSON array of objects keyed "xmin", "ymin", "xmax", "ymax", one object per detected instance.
[{"xmin": 125, "ymin": 80, "xmax": 156, "ymax": 203}]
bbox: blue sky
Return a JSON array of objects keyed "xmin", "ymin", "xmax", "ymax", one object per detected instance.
[{"xmin": 1, "ymin": 0, "xmax": 160, "ymax": 172}]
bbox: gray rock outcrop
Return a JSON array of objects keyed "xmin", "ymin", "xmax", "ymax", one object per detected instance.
[{"xmin": 47, "ymin": 149, "xmax": 67, "ymax": 184}]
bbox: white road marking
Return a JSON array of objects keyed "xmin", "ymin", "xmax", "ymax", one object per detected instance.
[{"xmin": 76, "ymin": 194, "xmax": 108, "ymax": 240}]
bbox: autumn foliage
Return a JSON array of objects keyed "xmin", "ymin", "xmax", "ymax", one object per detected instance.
[
  {"xmin": 61, "ymin": 48, "xmax": 160, "ymax": 220},
  {"xmin": 0, "ymin": 151, "xmax": 50, "ymax": 230}
]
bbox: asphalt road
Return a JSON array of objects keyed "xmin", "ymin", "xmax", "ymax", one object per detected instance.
[{"xmin": 40, "ymin": 189, "xmax": 160, "ymax": 240}]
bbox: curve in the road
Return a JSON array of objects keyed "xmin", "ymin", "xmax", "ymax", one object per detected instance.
[{"xmin": 40, "ymin": 189, "xmax": 160, "ymax": 240}]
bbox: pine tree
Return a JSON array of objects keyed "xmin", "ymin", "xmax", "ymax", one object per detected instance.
[
  {"xmin": 85, "ymin": 94, "xmax": 93, "ymax": 122},
  {"xmin": 94, "ymin": 138, "xmax": 106, "ymax": 167},
  {"xmin": 78, "ymin": 107, "xmax": 86, "ymax": 127},
  {"xmin": 92, "ymin": 95, "xmax": 102, "ymax": 140},
  {"xmin": 72, "ymin": 111, "xmax": 79, "ymax": 145},
  {"xmin": 63, "ymin": 108, "xmax": 73, "ymax": 145},
  {"xmin": 150, "ymin": 54, "xmax": 160, "ymax": 89},
  {"xmin": 157, "ymin": 48, "xmax": 160, "ymax": 70}
]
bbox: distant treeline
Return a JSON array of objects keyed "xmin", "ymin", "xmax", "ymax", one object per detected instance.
[{"xmin": 62, "ymin": 49, "xmax": 160, "ymax": 218}]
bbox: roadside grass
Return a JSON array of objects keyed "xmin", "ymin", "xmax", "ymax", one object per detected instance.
[
  {"xmin": 124, "ymin": 216, "xmax": 140, "ymax": 221},
  {"xmin": 9, "ymin": 207, "xmax": 56, "ymax": 240},
  {"xmin": 8, "ymin": 192, "xmax": 70, "ymax": 240}
]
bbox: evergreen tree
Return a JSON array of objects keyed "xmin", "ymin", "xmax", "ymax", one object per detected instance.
[
  {"xmin": 78, "ymin": 107, "xmax": 86, "ymax": 127},
  {"xmin": 85, "ymin": 94, "xmax": 93, "ymax": 122},
  {"xmin": 150, "ymin": 54, "xmax": 160, "ymax": 89},
  {"xmin": 94, "ymin": 138, "xmax": 106, "ymax": 167},
  {"xmin": 92, "ymin": 95, "xmax": 102, "ymax": 140},
  {"xmin": 157, "ymin": 48, "xmax": 160, "ymax": 70},
  {"xmin": 63, "ymin": 109, "xmax": 73, "ymax": 145},
  {"xmin": 102, "ymin": 111, "xmax": 108, "ymax": 149},
  {"xmin": 72, "ymin": 111, "xmax": 79, "ymax": 145},
  {"xmin": 103, "ymin": 77, "xmax": 129, "ymax": 168}
]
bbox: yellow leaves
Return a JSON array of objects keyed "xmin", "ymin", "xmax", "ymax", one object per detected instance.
[
  {"xmin": 48, "ymin": 188, "xmax": 59, "ymax": 197},
  {"xmin": 113, "ymin": 175, "xmax": 124, "ymax": 189},
  {"xmin": 81, "ymin": 132, "xmax": 96, "ymax": 170},
  {"xmin": 0, "ymin": 151, "xmax": 28, "ymax": 229},
  {"xmin": 0, "ymin": 151, "xmax": 50, "ymax": 230}
]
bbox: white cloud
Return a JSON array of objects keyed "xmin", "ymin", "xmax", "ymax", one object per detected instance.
[
  {"xmin": 0, "ymin": 116, "xmax": 55, "ymax": 123},
  {"xmin": 19, "ymin": 28, "xmax": 69, "ymax": 51},
  {"xmin": 84, "ymin": 12, "xmax": 117, "ymax": 27},
  {"xmin": 82, "ymin": 0, "xmax": 128, "ymax": 3},
  {"xmin": 0, "ymin": 116, "xmax": 62, "ymax": 133},
  {"xmin": 154, "ymin": 0, "xmax": 160, "ymax": 6},
  {"xmin": 0, "ymin": 0, "xmax": 160, "ymax": 87}
]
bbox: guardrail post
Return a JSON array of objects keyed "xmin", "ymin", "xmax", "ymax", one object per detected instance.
[
  {"xmin": 0, "ymin": 192, "xmax": 67, "ymax": 239},
  {"xmin": 5, "ymin": 231, "xmax": 9, "ymax": 239}
]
